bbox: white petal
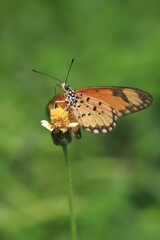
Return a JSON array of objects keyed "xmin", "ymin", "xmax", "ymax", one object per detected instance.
[
  {"xmin": 69, "ymin": 122, "xmax": 79, "ymax": 128},
  {"xmin": 41, "ymin": 120, "xmax": 53, "ymax": 132}
]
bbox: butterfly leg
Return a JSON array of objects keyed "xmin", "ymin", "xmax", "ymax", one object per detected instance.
[
  {"xmin": 54, "ymin": 84, "xmax": 61, "ymax": 96},
  {"xmin": 54, "ymin": 100, "xmax": 66, "ymax": 108},
  {"xmin": 63, "ymin": 106, "xmax": 70, "ymax": 112}
]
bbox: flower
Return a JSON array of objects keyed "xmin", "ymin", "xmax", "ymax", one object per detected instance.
[{"xmin": 41, "ymin": 107, "xmax": 79, "ymax": 146}]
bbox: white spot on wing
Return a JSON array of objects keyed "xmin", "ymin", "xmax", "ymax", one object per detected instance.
[
  {"xmin": 113, "ymin": 122, "xmax": 117, "ymax": 127},
  {"xmin": 102, "ymin": 128, "xmax": 107, "ymax": 133},
  {"xmin": 85, "ymin": 128, "xmax": 91, "ymax": 132},
  {"xmin": 93, "ymin": 129, "xmax": 99, "ymax": 134},
  {"xmin": 114, "ymin": 115, "xmax": 118, "ymax": 121},
  {"xmin": 109, "ymin": 127, "xmax": 113, "ymax": 131}
]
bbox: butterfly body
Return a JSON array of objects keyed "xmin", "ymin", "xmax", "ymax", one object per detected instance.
[
  {"xmin": 48, "ymin": 83, "xmax": 153, "ymax": 137},
  {"xmin": 61, "ymin": 83, "xmax": 77, "ymax": 108}
]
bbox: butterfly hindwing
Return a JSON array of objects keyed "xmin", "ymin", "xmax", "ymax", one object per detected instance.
[{"xmin": 73, "ymin": 93, "xmax": 118, "ymax": 134}]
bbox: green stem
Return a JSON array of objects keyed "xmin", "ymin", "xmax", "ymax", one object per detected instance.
[{"xmin": 63, "ymin": 146, "xmax": 77, "ymax": 240}]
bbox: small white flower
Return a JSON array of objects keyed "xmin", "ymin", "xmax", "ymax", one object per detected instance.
[{"xmin": 41, "ymin": 120, "xmax": 53, "ymax": 132}]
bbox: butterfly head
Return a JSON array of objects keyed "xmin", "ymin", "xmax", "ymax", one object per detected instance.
[{"xmin": 61, "ymin": 83, "xmax": 71, "ymax": 91}]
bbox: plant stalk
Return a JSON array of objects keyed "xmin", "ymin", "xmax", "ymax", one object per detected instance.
[{"xmin": 63, "ymin": 146, "xmax": 77, "ymax": 240}]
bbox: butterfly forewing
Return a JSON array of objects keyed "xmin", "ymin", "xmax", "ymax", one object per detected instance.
[
  {"xmin": 76, "ymin": 87, "xmax": 153, "ymax": 117},
  {"xmin": 47, "ymin": 92, "xmax": 66, "ymax": 115}
]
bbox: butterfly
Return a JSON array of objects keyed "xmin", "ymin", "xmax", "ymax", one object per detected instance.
[{"xmin": 33, "ymin": 59, "xmax": 153, "ymax": 138}]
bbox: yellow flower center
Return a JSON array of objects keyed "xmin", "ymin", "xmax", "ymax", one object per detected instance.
[{"xmin": 50, "ymin": 107, "xmax": 70, "ymax": 131}]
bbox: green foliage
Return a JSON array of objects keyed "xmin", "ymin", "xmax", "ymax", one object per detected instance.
[{"xmin": 0, "ymin": 0, "xmax": 160, "ymax": 239}]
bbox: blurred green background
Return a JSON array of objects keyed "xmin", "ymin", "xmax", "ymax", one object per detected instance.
[{"xmin": 0, "ymin": 0, "xmax": 160, "ymax": 239}]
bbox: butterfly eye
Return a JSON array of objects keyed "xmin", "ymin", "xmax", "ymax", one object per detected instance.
[{"xmin": 64, "ymin": 84, "xmax": 70, "ymax": 90}]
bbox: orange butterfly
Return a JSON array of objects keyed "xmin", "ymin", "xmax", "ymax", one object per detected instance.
[{"xmin": 34, "ymin": 59, "xmax": 153, "ymax": 138}]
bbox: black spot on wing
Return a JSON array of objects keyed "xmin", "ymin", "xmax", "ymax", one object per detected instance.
[{"xmin": 112, "ymin": 89, "xmax": 129, "ymax": 103}]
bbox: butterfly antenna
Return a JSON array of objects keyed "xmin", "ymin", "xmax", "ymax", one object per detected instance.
[
  {"xmin": 32, "ymin": 69, "xmax": 63, "ymax": 83},
  {"xmin": 65, "ymin": 58, "xmax": 74, "ymax": 83}
]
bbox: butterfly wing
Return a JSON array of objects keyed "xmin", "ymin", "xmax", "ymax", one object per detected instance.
[
  {"xmin": 73, "ymin": 94, "xmax": 118, "ymax": 134},
  {"xmin": 75, "ymin": 86, "xmax": 153, "ymax": 117},
  {"xmin": 47, "ymin": 93, "xmax": 81, "ymax": 138},
  {"xmin": 47, "ymin": 92, "xmax": 66, "ymax": 116}
]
